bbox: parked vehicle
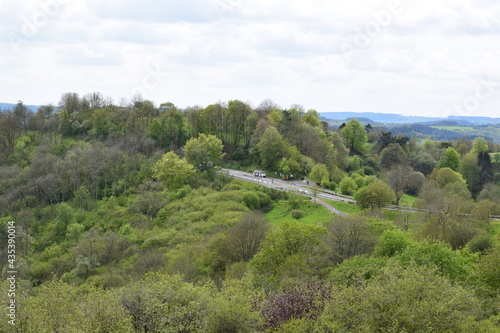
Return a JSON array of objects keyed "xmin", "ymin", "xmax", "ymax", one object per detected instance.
[{"xmin": 253, "ymin": 170, "xmax": 266, "ymax": 178}]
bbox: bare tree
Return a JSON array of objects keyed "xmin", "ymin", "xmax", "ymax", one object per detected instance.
[{"xmin": 228, "ymin": 212, "xmax": 269, "ymax": 262}]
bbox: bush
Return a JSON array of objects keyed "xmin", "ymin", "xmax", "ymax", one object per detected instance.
[
  {"xmin": 291, "ymin": 210, "xmax": 304, "ymax": 219},
  {"xmin": 243, "ymin": 192, "xmax": 260, "ymax": 210}
]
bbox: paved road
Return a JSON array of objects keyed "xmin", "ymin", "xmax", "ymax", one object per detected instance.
[
  {"xmin": 221, "ymin": 169, "xmax": 350, "ymax": 216},
  {"xmin": 220, "ymin": 168, "xmax": 500, "ymax": 220}
]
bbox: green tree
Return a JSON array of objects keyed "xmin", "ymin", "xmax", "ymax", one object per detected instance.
[
  {"xmin": 339, "ymin": 118, "xmax": 367, "ymax": 154},
  {"xmin": 384, "ymin": 165, "xmax": 424, "ymax": 205},
  {"xmin": 310, "ymin": 163, "xmax": 329, "ymax": 184},
  {"xmin": 339, "ymin": 177, "xmax": 357, "ymax": 195},
  {"xmin": 472, "ymin": 137, "xmax": 489, "ymax": 153},
  {"xmin": 316, "ymin": 264, "xmax": 482, "ymax": 333},
  {"xmin": 429, "ymin": 167, "xmax": 467, "ymax": 189},
  {"xmin": 380, "ymin": 143, "xmax": 408, "ymax": 169},
  {"xmin": 460, "ymin": 152, "xmax": 481, "ymax": 196},
  {"xmin": 477, "ymin": 246, "xmax": 500, "ymax": 290},
  {"xmin": 152, "ymin": 151, "xmax": 195, "ymax": 189},
  {"xmin": 354, "ymin": 180, "xmax": 394, "ymax": 209},
  {"xmin": 133, "ymin": 180, "xmax": 167, "ymax": 222},
  {"xmin": 439, "ymin": 146, "xmax": 461, "ymax": 171},
  {"xmin": 257, "ymin": 127, "xmax": 289, "ymax": 170},
  {"xmin": 375, "ymin": 228, "xmax": 413, "ymax": 257},
  {"xmin": 228, "ymin": 212, "xmax": 269, "ymax": 262},
  {"xmin": 250, "ymin": 220, "xmax": 326, "ymax": 284},
  {"xmin": 184, "ymin": 134, "xmax": 225, "ymax": 171}
]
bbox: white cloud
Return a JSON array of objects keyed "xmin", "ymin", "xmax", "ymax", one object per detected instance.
[{"xmin": 0, "ymin": 0, "xmax": 499, "ymax": 117}]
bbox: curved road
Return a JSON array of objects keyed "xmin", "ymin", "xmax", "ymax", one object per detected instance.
[{"xmin": 222, "ymin": 168, "xmax": 350, "ymax": 216}]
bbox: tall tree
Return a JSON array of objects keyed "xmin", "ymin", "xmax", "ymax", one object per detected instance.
[
  {"xmin": 59, "ymin": 92, "xmax": 81, "ymax": 114},
  {"xmin": 152, "ymin": 151, "xmax": 194, "ymax": 189},
  {"xmin": 380, "ymin": 143, "xmax": 408, "ymax": 169},
  {"xmin": 257, "ymin": 127, "xmax": 289, "ymax": 170},
  {"xmin": 340, "ymin": 118, "xmax": 367, "ymax": 154},
  {"xmin": 184, "ymin": 134, "xmax": 225, "ymax": 171},
  {"xmin": 472, "ymin": 137, "xmax": 489, "ymax": 154},
  {"xmin": 385, "ymin": 165, "xmax": 424, "ymax": 205},
  {"xmin": 354, "ymin": 180, "xmax": 394, "ymax": 210},
  {"xmin": 460, "ymin": 153, "xmax": 480, "ymax": 196},
  {"xmin": 438, "ymin": 147, "xmax": 461, "ymax": 171}
]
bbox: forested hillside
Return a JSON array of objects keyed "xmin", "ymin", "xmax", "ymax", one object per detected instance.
[{"xmin": 0, "ymin": 94, "xmax": 499, "ymax": 332}]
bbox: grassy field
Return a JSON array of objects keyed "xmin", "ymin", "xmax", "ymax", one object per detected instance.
[
  {"xmin": 399, "ymin": 194, "xmax": 418, "ymax": 207},
  {"xmin": 266, "ymin": 200, "xmax": 334, "ymax": 225},
  {"xmin": 430, "ymin": 126, "xmax": 475, "ymax": 132},
  {"xmin": 429, "ymin": 125, "xmax": 500, "ymax": 143},
  {"xmin": 492, "ymin": 220, "xmax": 500, "ymax": 244},
  {"xmin": 322, "ymin": 198, "xmax": 362, "ymax": 214}
]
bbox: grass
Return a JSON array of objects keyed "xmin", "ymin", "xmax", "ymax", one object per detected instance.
[
  {"xmin": 266, "ymin": 200, "xmax": 334, "ymax": 225},
  {"xmin": 492, "ymin": 220, "xmax": 500, "ymax": 244},
  {"xmin": 321, "ymin": 198, "xmax": 362, "ymax": 214},
  {"xmin": 399, "ymin": 194, "xmax": 418, "ymax": 207},
  {"xmin": 430, "ymin": 126, "xmax": 475, "ymax": 132}
]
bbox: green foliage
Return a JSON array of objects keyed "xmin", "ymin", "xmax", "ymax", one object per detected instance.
[
  {"xmin": 354, "ymin": 180, "xmax": 394, "ymax": 209},
  {"xmin": 291, "ymin": 209, "xmax": 304, "ymax": 219},
  {"xmin": 152, "ymin": 151, "xmax": 195, "ymax": 189},
  {"xmin": 243, "ymin": 191, "xmax": 260, "ymax": 210},
  {"xmin": 184, "ymin": 133, "xmax": 225, "ymax": 171},
  {"xmin": 340, "ymin": 118, "xmax": 368, "ymax": 154},
  {"xmin": 339, "ymin": 177, "xmax": 357, "ymax": 195},
  {"xmin": 329, "ymin": 255, "xmax": 388, "ymax": 287},
  {"xmin": 439, "ymin": 146, "xmax": 461, "ymax": 171},
  {"xmin": 395, "ymin": 241, "xmax": 478, "ymax": 282},
  {"xmin": 477, "ymin": 246, "xmax": 500, "ymax": 290},
  {"xmin": 429, "ymin": 167, "xmax": 466, "ymax": 188},
  {"xmin": 473, "ymin": 137, "xmax": 489, "ymax": 153},
  {"xmin": 375, "ymin": 228, "xmax": 413, "ymax": 257},
  {"xmin": 251, "ymin": 220, "xmax": 327, "ymax": 284},
  {"xmin": 310, "ymin": 163, "xmax": 329, "ymax": 183},
  {"xmin": 317, "ymin": 263, "xmax": 482, "ymax": 333}
]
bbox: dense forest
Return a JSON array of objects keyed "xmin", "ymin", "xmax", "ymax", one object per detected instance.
[{"xmin": 0, "ymin": 93, "xmax": 499, "ymax": 332}]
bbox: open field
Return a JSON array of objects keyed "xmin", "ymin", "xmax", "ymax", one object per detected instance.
[{"xmin": 266, "ymin": 200, "xmax": 335, "ymax": 225}]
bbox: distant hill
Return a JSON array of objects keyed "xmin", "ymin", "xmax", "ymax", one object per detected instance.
[
  {"xmin": 320, "ymin": 112, "xmax": 500, "ymax": 125},
  {"xmin": 0, "ymin": 103, "xmax": 40, "ymax": 113}
]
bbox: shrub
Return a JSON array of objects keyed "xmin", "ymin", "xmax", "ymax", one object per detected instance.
[{"xmin": 291, "ymin": 210, "xmax": 304, "ymax": 219}]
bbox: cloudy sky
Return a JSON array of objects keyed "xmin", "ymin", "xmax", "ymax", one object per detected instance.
[{"xmin": 1, "ymin": 0, "xmax": 499, "ymax": 117}]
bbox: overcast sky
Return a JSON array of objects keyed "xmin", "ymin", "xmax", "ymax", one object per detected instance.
[{"xmin": 1, "ymin": 0, "xmax": 500, "ymax": 117}]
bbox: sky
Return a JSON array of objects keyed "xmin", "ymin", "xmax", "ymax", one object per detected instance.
[{"xmin": 1, "ymin": 0, "xmax": 500, "ymax": 117}]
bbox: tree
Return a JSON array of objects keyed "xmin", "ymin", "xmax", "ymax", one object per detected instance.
[
  {"xmin": 59, "ymin": 92, "xmax": 81, "ymax": 114},
  {"xmin": 228, "ymin": 212, "xmax": 269, "ymax": 262},
  {"xmin": 472, "ymin": 137, "xmax": 489, "ymax": 154},
  {"xmin": 184, "ymin": 134, "xmax": 225, "ymax": 171},
  {"xmin": 257, "ymin": 127, "xmax": 289, "ymax": 170},
  {"xmin": 460, "ymin": 153, "xmax": 481, "ymax": 196},
  {"xmin": 309, "ymin": 163, "xmax": 329, "ymax": 184},
  {"xmin": 478, "ymin": 151, "xmax": 493, "ymax": 190},
  {"xmin": 133, "ymin": 181, "xmax": 167, "ymax": 222},
  {"xmin": 438, "ymin": 146, "xmax": 460, "ymax": 171},
  {"xmin": 152, "ymin": 151, "xmax": 195, "ymax": 189},
  {"xmin": 384, "ymin": 165, "xmax": 424, "ymax": 205},
  {"xmin": 316, "ymin": 264, "xmax": 482, "ymax": 333},
  {"xmin": 339, "ymin": 118, "xmax": 367, "ymax": 154},
  {"xmin": 250, "ymin": 220, "xmax": 326, "ymax": 283},
  {"xmin": 354, "ymin": 180, "xmax": 394, "ymax": 210},
  {"xmin": 13, "ymin": 101, "xmax": 31, "ymax": 130},
  {"xmin": 415, "ymin": 183, "xmax": 474, "ymax": 248},
  {"xmin": 477, "ymin": 246, "xmax": 500, "ymax": 290},
  {"xmin": 409, "ymin": 151, "xmax": 437, "ymax": 175},
  {"xmin": 374, "ymin": 228, "xmax": 413, "ymax": 257},
  {"xmin": 429, "ymin": 167, "xmax": 466, "ymax": 189},
  {"xmin": 380, "ymin": 143, "xmax": 408, "ymax": 169},
  {"xmin": 324, "ymin": 216, "xmax": 377, "ymax": 264},
  {"xmin": 339, "ymin": 177, "xmax": 357, "ymax": 195}
]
